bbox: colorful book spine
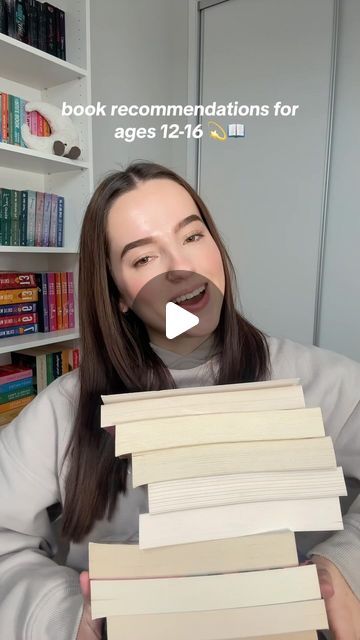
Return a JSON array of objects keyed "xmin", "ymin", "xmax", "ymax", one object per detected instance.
[
  {"xmin": 58, "ymin": 8, "xmax": 66, "ymax": 60},
  {"xmin": 30, "ymin": 110, "xmax": 38, "ymax": 136},
  {"xmin": 52, "ymin": 351, "xmax": 62, "ymax": 378},
  {"xmin": 42, "ymin": 192, "xmax": 52, "ymax": 246},
  {"xmin": 35, "ymin": 272, "xmax": 49, "ymax": 332},
  {"xmin": 57, "ymin": 196, "xmax": 64, "ymax": 246},
  {"xmin": 8, "ymin": 94, "xmax": 14, "ymax": 144},
  {"xmin": 46, "ymin": 353, "xmax": 55, "ymax": 385},
  {"xmin": 61, "ymin": 271, "xmax": 68, "ymax": 329},
  {"xmin": 0, "ymin": 323, "xmax": 38, "ymax": 338},
  {"xmin": 47, "ymin": 272, "xmax": 57, "ymax": 331},
  {"xmin": 44, "ymin": 2, "xmax": 56, "ymax": 56},
  {"xmin": 0, "ymin": 313, "xmax": 38, "ymax": 327},
  {"xmin": 27, "ymin": 0, "xmax": 38, "ymax": 48},
  {"xmin": 67, "ymin": 271, "xmax": 75, "ymax": 328},
  {"xmin": 0, "ymin": 288, "xmax": 38, "ymax": 304},
  {"xmin": 14, "ymin": 0, "xmax": 27, "ymax": 42},
  {"xmin": 20, "ymin": 98, "xmax": 27, "ymax": 147},
  {"xmin": 0, "ymin": 273, "xmax": 37, "ymax": 289},
  {"xmin": 54, "ymin": 272, "xmax": 63, "ymax": 329},
  {"xmin": 0, "ymin": 302, "xmax": 37, "ymax": 315},
  {"xmin": 27, "ymin": 190, "xmax": 36, "ymax": 246}
]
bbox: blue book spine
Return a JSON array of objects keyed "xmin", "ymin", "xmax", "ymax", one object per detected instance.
[
  {"xmin": 13, "ymin": 96, "xmax": 21, "ymax": 146},
  {"xmin": 0, "ymin": 323, "xmax": 38, "ymax": 339},
  {"xmin": 0, "ymin": 302, "xmax": 37, "ymax": 315},
  {"xmin": 35, "ymin": 272, "xmax": 49, "ymax": 332},
  {"xmin": 0, "ymin": 378, "xmax": 33, "ymax": 394},
  {"xmin": 56, "ymin": 196, "xmax": 64, "ymax": 247},
  {"xmin": 20, "ymin": 190, "xmax": 28, "ymax": 246},
  {"xmin": 42, "ymin": 193, "xmax": 52, "ymax": 246}
]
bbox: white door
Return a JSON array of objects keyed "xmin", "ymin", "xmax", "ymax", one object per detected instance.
[{"xmin": 197, "ymin": 0, "xmax": 336, "ymax": 344}]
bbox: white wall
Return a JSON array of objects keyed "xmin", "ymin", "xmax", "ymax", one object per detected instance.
[
  {"xmin": 90, "ymin": 0, "xmax": 189, "ymax": 185},
  {"xmin": 318, "ymin": 0, "xmax": 360, "ymax": 360}
]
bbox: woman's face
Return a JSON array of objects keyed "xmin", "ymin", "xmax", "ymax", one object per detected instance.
[{"xmin": 107, "ymin": 178, "xmax": 225, "ymax": 353}]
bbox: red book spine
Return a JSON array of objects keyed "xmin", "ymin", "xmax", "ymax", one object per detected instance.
[
  {"xmin": 30, "ymin": 111, "xmax": 38, "ymax": 135},
  {"xmin": 55, "ymin": 272, "xmax": 63, "ymax": 330},
  {"xmin": 0, "ymin": 313, "xmax": 38, "ymax": 327},
  {"xmin": 67, "ymin": 271, "xmax": 75, "ymax": 328},
  {"xmin": 47, "ymin": 272, "xmax": 57, "ymax": 331},
  {"xmin": 1, "ymin": 93, "xmax": 8, "ymax": 142},
  {"xmin": 72, "ymin": 348, "xmax": 80, "ymax": 368},
  {"xmin": 0, "ymin": 273, "xmax": 37, "ymax": 289},
  {"xmin": 0, "ymin": 366, "xmax": 33, "ymax": 385}
]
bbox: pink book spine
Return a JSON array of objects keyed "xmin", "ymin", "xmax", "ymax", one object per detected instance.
[
  {"xmin": 0, "ymin": 368, "xmax": 33, "ymax": 385},
  {"xmin": 35, "ymin": 192, "xmax": 45, "ymax": 247},
  {"xmin": 73, "ymin": 348, "xmax": 80, "ymax": 368},
  {"xmin": 47, "ymin": 272, "xmax": 57, "ymax": 331},
  {"xmin": 67, "ymin": 271, "xmax": 75, "ymax": 328}
]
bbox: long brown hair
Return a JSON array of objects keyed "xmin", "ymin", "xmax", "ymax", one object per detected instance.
[{"xmin": 61, "ymin": 161, "xmax": 270, "ymax": 542}]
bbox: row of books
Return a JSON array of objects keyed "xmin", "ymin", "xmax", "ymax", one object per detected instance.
[
  {"xmin": 0, "ymin": 0, "xmax": 66, "ymax": 60},
  {"xmin": 0, "ymin": 92, "xmax": 50, "ymax": 146},
  {"xmin": 0, "ymin": 342, "xmax": 79, "ymax": 426},
  {"xmin": 0, "ymin": 188, "xmax": 64, "ymax": 247},
  {"xmin": 90, "ymin": 378, "xmax": 345, "ymax": 638},
  {"xmin": 0, "ymin": 271, "xmax": 75, "ymax": 337}
]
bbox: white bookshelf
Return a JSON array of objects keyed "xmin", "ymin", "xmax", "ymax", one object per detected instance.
[{"xmin": 0, "ymin": 0, "xmax": 93, "ymax": 365}]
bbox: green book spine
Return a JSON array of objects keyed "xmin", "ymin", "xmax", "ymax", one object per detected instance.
[
  {"xmin": 10, "ymin": 189, "xmax": 20, "ymax": 246},
  {"xmin": 13, "ymin": 96, "xmax": 21, "ymax": 145},
  {"xmin": 20, "ymin": 190, "xmax": 28, "ymax": 246},
  {"xmin": 46, "ymin": 353, "xmax": 55, "ymax": 385},
  {"xmin": 0, "ymin": 385, "xmax": 33, "ymax": 405},
  {"xmin": 2, "ymin": 188, "xmax": 11, "ymax": 246}
]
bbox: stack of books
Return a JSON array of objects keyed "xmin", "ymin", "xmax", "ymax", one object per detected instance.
[
  {"xmin": 0, "ymin": 92, "xmax": 50, "ymax": 147},
  {"xmin": 0, "ymin": 362, "xmax": 34, "ymax": 426},
  {"xmin": 11, "ymin": 340, "xmax": 80, "ymax": 394},
  {"xmin": 0, "ymin": 1, "xmax": 66, "ymax": 60},
  {"xmin": 0, "ymin": 187, "xmax": 64, "ymax": 247},
  {"xmin": 0, "ymin": 271, "xmax": 75, "ymax": 338},
  {"xmin": 89, "ymin": 378, "xmax": 346, "ymax": 639}
]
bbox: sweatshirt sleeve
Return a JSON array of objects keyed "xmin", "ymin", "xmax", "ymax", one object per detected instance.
[
  {"xmin": 0, "ymin": 374, "xmax": 84, "ymax": 640},
  {"xmin": 270, "ymin": 337, "xmax": 360, "ymax": 599}
]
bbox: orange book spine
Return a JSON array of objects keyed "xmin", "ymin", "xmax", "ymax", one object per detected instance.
[
  {"xmin": 55, "ymin": 272, "xmax": 63, "ymax": 329},
  {"xmin": 60, "ymin": 271, "xmax": 69, "ymax": 329},
  {"xmin": 61, "ymin": 349, "xmax": 69, "ymax": 373},
  {"xmin": 0, "ymin": 288, "xmax": 39, "ymax": 304},
  {"xmin": 0, "ymin": 395, "xmax": 34, "ymax": 415}
]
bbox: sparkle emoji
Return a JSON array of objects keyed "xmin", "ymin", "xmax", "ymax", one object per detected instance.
[{"xmin": 208, "ymin": 120, "xmax": 227, "ymax": 142}]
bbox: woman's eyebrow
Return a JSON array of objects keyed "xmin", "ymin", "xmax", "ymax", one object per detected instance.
[{"xmin": 120, "ymin": 214, "xmax": 204, "ymax": 259}]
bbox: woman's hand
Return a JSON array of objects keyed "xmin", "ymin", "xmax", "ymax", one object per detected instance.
[
  {"xmin": 312, "ymin": 554, "xmax": 360, "ymax": 639},
  {"xmin": 76, "ymin": 571, "xmax": 103, "ymax": 640}
]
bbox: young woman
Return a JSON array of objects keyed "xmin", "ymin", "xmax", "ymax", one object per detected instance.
[{"xmin": 0, "ymin": 161, "xmax": 359, "ymax": 640}]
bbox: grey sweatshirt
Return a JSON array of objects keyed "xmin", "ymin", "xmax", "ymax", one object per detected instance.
[{"xmin": 0, "ymin": 335, "xmax": 359, "ymax": 639}]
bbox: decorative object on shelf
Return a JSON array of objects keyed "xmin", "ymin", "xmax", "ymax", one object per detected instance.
[{"xmin": 21, "ymin": 101, "xmax": 81, "ymax": 160}]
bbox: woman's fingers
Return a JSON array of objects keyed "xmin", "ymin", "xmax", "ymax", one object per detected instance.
[
  {"xmin": 79, "ymin": 570, "xmax": 91, "ymax": 601},
  {"xmin": 316, "ymin": 566, "xmax": 335, "ymax": 599}
]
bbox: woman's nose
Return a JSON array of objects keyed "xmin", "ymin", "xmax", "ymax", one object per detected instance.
[{"xmin": 165, "ymin": 250, "xmax": 194, "ymax": 278}]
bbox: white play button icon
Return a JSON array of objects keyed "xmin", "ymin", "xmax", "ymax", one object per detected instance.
[{"xmin": 165, "ymin": 302, "xmax": 199, "ymax": 339}]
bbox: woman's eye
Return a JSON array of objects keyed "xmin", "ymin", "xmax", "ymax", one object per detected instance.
[
  {"xmin": 185, "ymin": 232, "xmax": 204, "ymax": 243},
  {"xmin": 134, "ymin": 256, "xmax": 152, "ymax": 267}
]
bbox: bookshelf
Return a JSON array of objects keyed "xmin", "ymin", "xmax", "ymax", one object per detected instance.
[{"xmin": 0, "ymin": 0, "xmax": 93, "ymax": 366}]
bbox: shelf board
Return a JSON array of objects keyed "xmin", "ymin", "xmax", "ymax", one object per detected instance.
[
  {"xmin": 0, "ymin": 246, "xmax": 79, "ymax": 254},
  {"xmin": 0, "ymin": 142, "xmax": 89, "ymax": 174},
  {"xmin": 0, "ymin": 328, "xmax": 80, "ymax": 355},
  {"xmin": 0, "ymin": 33, "xmax": 87, "ymax": 89}
]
